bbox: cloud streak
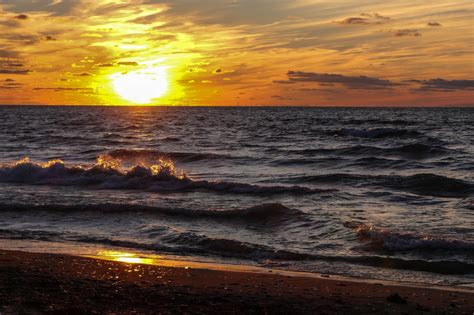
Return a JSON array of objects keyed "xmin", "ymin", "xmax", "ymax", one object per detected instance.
[
  {"xmin": 277, "ymin": 71, "xmax": 399, "ymax": 90},
  {"xmin": 0, "ymin": 69, "xmax": 31, "ymax": 75},
  {"xmin": 411, "ymin": 79, "xmax": 474, "ymax": 92}
]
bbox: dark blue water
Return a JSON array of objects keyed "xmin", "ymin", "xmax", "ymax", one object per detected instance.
[{"xmin": 0, "ymin": 106, "xmax": 473, "ymax": 285}]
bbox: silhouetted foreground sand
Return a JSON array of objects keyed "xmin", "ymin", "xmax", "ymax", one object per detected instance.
[{"xmin": 0, "ymin": 250, "xmax": 473, "ymax": 314}]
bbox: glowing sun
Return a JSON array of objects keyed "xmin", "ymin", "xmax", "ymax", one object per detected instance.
[{"xmin": 112, "ymin": 66, "xmax": 169, "ymax": 104}]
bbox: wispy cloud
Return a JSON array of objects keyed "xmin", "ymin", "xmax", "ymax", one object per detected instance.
[
  {"xmin": 411, "ymin": 79, "xmax": 474, "ymax": 92},
  {"xmin": 393, "ymin": 29, "xmax": 422, "ymax": 37},
  {"xmin": 0, "ymin": 69, "xmax": 31, "ymax": 75},
  {"xmin": 0, "ymin": 0, "xmax": 472, "ymax": 106},
  {"xmin": 277, "ymin": 71, "xmax": 399, "ymax": 90}
]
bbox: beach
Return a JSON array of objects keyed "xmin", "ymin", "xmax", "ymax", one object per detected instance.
[{"xmin": 1, "ymin": 249, "xmax": 473, "ymax": 314}]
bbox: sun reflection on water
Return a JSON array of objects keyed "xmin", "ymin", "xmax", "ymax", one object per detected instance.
[{"xmin": 97, "ymin": 250, "xmax": 158, "ymax": 265}]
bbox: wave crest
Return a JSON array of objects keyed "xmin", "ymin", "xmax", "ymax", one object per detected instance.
[
  {"xmin": 0, "ymin": 157, "xmax": 323, "ymax": 196},
  {"xmin": 108, "ymin": 149, "xmax": 229, "ymax": 163},
  {"xmin": 345, "ymin": 222, "xmax": 474, "ymax": 252}
]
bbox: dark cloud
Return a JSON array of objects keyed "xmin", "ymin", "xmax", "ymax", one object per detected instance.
[
  {"xmin": 340, "ymin": 13, "xmax": 390, "ymax": 25},
  {"xmin": 117, "ymin": 61, "xmax": 139, "ymax": 66},
  {"xmin": 5, "ymin": 78, "xmax": 16, "ymax": 82},
  {"xmin": 394, "ymin": 29, "xmax": 421, "ymax": 37},
  {"xmin": 44, "ymin": 35, "xmax": 57, "ymax": 41},
  {"xmin": 411, "ymin": 78, "xmax": 474, "ymax": 92},
  {"xmin": 0, "ymin": 69, "xmax": 31, "ymax": 75},
  {"xmin": 4, "ymin": 63, "xmax": 24, "ymax": 67},
  {"xmin": 214, "ymin": 69, "xmax": 222, "ymax": 73},
  {"xmin": 340, "ymin": 17, "xmax": 369, "ymax": 25},
  {"xmin": 0, "ymin": 49, "xmax": 20, "ymax": 58},
  {"xmin": 0, "ymin": 86, "xmax": 20, "ymax": 89},
  {"xmin": 76, "ymin": 72, "xmax": 93, "ymax": 77},
  {"xmin": 277, "ymin": 71, "xmax": 399, "ymax": 90},
  {"xmin": 15, "ymin": 14, "xmax": 28, "ymax": 20},
  {"xmin": 427, "ymin": 22, "xmax": 442, "ymax": 27}
]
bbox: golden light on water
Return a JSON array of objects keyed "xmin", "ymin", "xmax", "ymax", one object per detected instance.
[
  {"xmin": 111, "ymin": 66, "xmax": 169, "ymax": 104},
  {"xmin": 97, "ymin": 251, "xmax": 156, "ymax": 265}
]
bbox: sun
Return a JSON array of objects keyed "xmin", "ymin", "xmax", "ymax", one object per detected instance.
[{"xmin": 111, "ymin": 66, "xmax": 169, "ymax": 104}]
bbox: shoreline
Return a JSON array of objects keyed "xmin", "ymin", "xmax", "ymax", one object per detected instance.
[{"xmin": 1, "ymin": 249, "xmax": 473, "ymax": 314}]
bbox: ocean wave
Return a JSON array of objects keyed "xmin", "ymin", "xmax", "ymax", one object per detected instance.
[
  {"xmin": 345, "ymin": 222, "xmax": 474, "ymax": 252},
  {"xmin": 0, "ymin": 202, "xmax": 304, "ymax": 224},
  {"xmin": 108, "ymin": 149, "xmax": 231, "ymax": 163},
  {"xmin": 290, "ymin": 173, "xmax": 473, "ymax": 198},
  {"xmin": 334, "ymin": 128, "xmax": 420, "ymax": 139},
  {"xmin": 0, "ymin": 157, "xmax": 324, "ymax": 196},
  {"xmin": 1, "ymin": 227, "xmax": 471, "ymax": 275},
  {"xmin": 0, "ymin": 228, "xmax": 474, "ymax": 275}
]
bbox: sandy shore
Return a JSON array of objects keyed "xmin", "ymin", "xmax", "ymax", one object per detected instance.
[{"xmin": 0, "ymin": 249, "xmax": 472, "ymax": 314}]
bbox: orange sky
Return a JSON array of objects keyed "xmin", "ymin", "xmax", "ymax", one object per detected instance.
[{"xmin": 0, "ymin": 0, "xmax": 473, "ymax": 106}]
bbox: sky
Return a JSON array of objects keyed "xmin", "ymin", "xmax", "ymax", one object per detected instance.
[{"xmin": 0, "ymin": 0, "xmax": 473, "ymax": 106}]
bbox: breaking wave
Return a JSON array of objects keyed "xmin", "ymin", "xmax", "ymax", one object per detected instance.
[
  {"xmin": 1, "ymin": 227, "xmax": 472, "ymax": 275},
  {"xmin": 108, "ymin": 149, "xmax": 231, "ymax": 163},
  {"xmin": 345, "ymin": 222, "xmax": 474, "ymax": 252},
  {"xmin": 0, "ymin": 157, "xmax": 325, "ymax": 196}
]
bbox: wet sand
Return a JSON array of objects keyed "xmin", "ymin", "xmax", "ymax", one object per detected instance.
[{"xmin": 0, "ymin": 249, "xmax": 473, "ymax": 314}]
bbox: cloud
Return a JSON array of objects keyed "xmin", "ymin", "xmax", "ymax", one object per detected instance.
[
  {"xmin": 340, "ymin": 17, "xmax": 370, "ymax": 25},
  {"xmin": 4, "ymin": 78, "xmax": 16, "ymax": 82},
  {"xmin": 339, "ymin": 13, "xmax": 390, "ymax": 25},
  {"xmin": 394, "ymin": 29, "xmax": 421, "ymax": 37},
  {"xmin": 0, "ymin": 69, "xmax": 31, "ymax": 75},
  {"xmin": 277, "ymin": 71, "xmax": 399, "ymax": 90},
  {"xmin": 0, "ymin": 61, "xmax": 24, "ymax": 67},
  {"xmin": 0, "ymin": 49, "xmax": 20, "ymax": 58},
  {"xmin": 117, "ymin": 61, "xmax": 139, "ymax": 66},
  {"xmin": 411, "ymin": 78, "xmax": 474, "ymax": 92},
  {"xmin": 44, "ymin": 35, "xmax": 57, "ymax": 41},
  {"xmin": 76, "ymin": 72, "xmax": 93, "ymax": 76},
  {"xmin": 427, "ymin": 22, "xmax": 442, "ymax": 27},
  {"xmin": 14, "ymin": 14, "xmax": 28, "ymax": 20}
]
